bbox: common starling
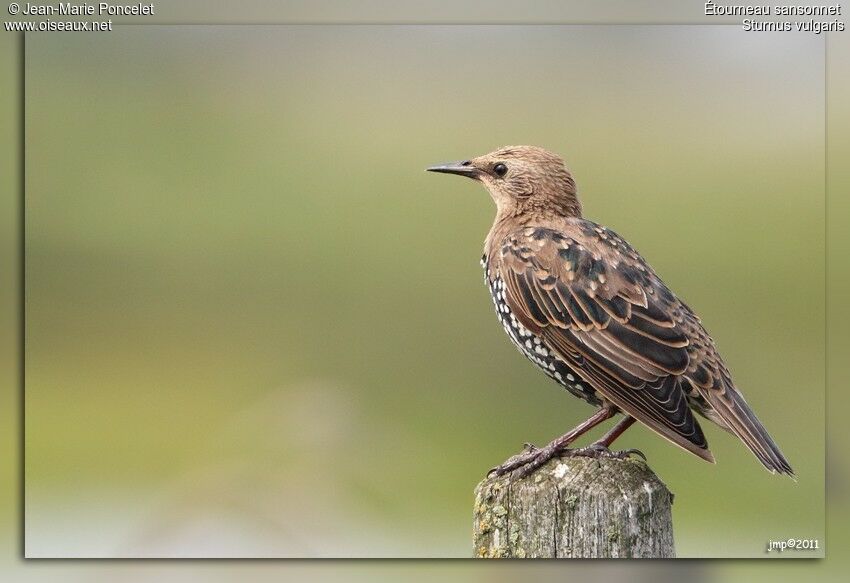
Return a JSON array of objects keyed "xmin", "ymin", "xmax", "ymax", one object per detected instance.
[{"xmin": 428, "ymin": 145, "xmax": 794, "ymax": 478}]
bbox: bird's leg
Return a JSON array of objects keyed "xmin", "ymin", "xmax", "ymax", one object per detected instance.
[
  {"xmin": 570, "ymin": 415, "xmax": 646, "ymax": 461},
  {"xmin": 488, "ymin": 406, "xmax": 616, "ymax": 478},
  {"xmin": 594, "ymin": 415, "xmax": 637, "ymax": 448}
]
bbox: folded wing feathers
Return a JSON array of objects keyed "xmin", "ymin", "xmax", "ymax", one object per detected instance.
[{"xmin": 497, "ymin": 226, "xmax": 790, "ymax": 470}]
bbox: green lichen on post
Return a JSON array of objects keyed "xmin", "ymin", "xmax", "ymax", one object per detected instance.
[
  {"xmin": 473, "ymin": 455, "xmax": 675, "ymax": 558},
  {"xmin": 473, "ymin": 478, "xmax": 512, "ymax": 558}
]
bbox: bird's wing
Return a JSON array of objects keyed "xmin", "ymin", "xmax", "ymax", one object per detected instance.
[{"xmin": 495, "ymin": 225, "xmax": 713, "ymax": 462}]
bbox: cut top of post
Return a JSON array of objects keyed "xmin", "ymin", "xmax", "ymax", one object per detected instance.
[{"xmin": 473, "ymin": 456, "xmax": 675, "ymax": 558}]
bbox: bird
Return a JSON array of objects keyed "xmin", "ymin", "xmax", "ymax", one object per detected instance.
[{"xmin": 427, "ymin": 145, "xmax": 794, "ymax": 479}]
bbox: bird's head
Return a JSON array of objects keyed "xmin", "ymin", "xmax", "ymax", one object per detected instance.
[{"xmin": 427, "ymin": 145, "xmax": 581, "ymax": 218}]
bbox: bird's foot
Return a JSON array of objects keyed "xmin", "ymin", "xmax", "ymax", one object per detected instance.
[
  {"xmin": 567, "ymin": 443, "xmax": 647, "ymax": 461},
  {"xmin": 487, "ymin": 443, "xmax": 567, "ymax": 480},
  {"xmin": 487, "ymin": 443, "xmax": 647, "ymax": 480}
]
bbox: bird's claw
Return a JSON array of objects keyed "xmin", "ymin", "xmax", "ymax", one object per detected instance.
[
  {"xmin": 567, "ymin": 444, "xmax": 647, "ymax": 461},
  {"xmin": 487, "ymin": 443, "xmax": 646, "ymax": 480},
  {"xmin": 487, "ymin": 444, "xmax": 564, "ymax": 479},
  {"xmin": 487, "ymin": 443, "xmax": 572, "ymax": 480}
]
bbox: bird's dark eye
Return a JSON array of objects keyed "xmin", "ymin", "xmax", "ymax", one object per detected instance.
[{"xmin": 493, "ymin": 163, "xmax": 508, "ymax": 177}]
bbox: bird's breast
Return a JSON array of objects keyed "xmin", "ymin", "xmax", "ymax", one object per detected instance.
[{"xmin": 482, "ymin": 257, "xmax": 601, "ymax": 406}]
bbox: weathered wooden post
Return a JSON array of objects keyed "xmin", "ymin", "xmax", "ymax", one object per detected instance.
[{"xmin": 473, "ymin": 455, "xmax": 675, "ymax": 558}]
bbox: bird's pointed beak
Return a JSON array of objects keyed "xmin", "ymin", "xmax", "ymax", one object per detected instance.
[{"xmin": 426, "ymin": 160, "xmax": 478, "ymax": 178}]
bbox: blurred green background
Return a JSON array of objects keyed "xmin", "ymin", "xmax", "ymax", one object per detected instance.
[{"xmin": 21, "ymin": 25, "xmax": 823, "ymax": 558}]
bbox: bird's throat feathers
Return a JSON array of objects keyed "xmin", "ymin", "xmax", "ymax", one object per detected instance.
[
  {"xmin": 486, "ymin": 188, "xmax": 582, "ymax": 256},
  {"xmin": 500, "ymin": 185, "xmax": 582, "ymax": 220}
]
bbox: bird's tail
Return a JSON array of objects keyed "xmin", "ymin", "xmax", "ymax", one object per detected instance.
[{"xmin": 704, "ymin": 382, "xmax": 795, "ymax": 478}]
